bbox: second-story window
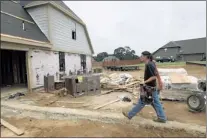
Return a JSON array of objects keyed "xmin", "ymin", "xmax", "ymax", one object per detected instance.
[
  {"xmin": 72, "ymin": 22, "xmax": 76, "ymax": 40},
  {"xmin": 72, "ymin": 30, "xmax": 76, "ymax": 40}
]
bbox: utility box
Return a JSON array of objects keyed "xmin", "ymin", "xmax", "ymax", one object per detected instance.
[{"xmin": 44, "ymin": 75, "xmax": 54, "ymax": 92}]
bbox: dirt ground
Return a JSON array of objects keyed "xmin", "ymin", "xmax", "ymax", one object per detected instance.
[
  {"xmin": 1, "ymin": 64, "xmax": 206, "ymax": 138},
  {"xmin": 1, "ymin": 117, "xmax": 205, "ymax": 138},
  {"xmin": 7, "ymin": 90, "xmax": 206, "ymax": 126}
]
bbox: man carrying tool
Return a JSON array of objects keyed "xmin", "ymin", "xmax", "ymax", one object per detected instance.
[{"xmin": 122, "ymin": 51, "xmax": 167, "ymax": 123}]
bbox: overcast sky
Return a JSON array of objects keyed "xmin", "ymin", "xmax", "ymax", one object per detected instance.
[{"xmin": 64, "ymin": 1, "xmax": 206, "ymax": 56}]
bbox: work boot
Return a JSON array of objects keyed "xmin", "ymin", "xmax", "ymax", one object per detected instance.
[
  {"xmin": 122, "ymin": 108, "xmax": 131, "ymax": 120},
  {"xmin": 153, "ymin": 118, "xmax": 166, "ymax": 123}
]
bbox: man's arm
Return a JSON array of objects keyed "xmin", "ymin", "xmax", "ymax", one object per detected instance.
[{"xmin": 144, "ymin": 76, "xmax": 157, "ymax": 84}]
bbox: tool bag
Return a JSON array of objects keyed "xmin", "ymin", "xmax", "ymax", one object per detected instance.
[{"xmin": 140, "ymin": 84, "xmax": 155, "ymax": 104}]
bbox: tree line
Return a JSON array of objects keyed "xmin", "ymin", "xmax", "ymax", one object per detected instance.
[{"xmin": 93, "ymin": 46, "xmax": 139, "ymax": 62}]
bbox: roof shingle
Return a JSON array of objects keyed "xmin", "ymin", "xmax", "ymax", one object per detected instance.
[{"xmin": 1, "ymin": 1, "xmax": 49, "ymax": 42}]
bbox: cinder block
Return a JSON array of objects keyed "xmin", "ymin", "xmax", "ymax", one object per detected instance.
[
  {"xmin": 65, "ymin": 74, "xmax": 101, "ymax": 97},
  {"xmin": 75, "ymin": 82, "xmax": 87, "ymax": 97},
  {"xmin": 54, "ymin": 82, "xmax": 65, "ymax": 90},
  {"xmin": 44, "ymin": 76, "xmax": 54, "ymax": 93},
  {"xmin": 65, "ymin": 77, "xmax": 77, "ymax": 96}
]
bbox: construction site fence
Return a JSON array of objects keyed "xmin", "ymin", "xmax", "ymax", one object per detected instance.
[{"xmin": 92, "ymin": 59, "xmax": 142, "ymax": 68}]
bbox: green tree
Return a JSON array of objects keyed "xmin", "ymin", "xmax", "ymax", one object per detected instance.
[
  {"xmin": 94, "ymin": 52, "xmax": 108, "ymax": 62},
  {"xmin": 114, "ymin": 46, "xmax": 138, "ymax": 60}
]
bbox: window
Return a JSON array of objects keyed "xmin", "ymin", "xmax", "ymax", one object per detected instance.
[
  {"xmin": 59, "ymin": 52, "xmax": 65, "ymax": 71},
  {"xmin": 72, "ymin": 22, "xmax": 77, "ymax": 40},
  {"xmin": 22, "ymin": 21, "xmax": 25, "ymax": 31},
  {"xmin": 72, "ymin": 30, "xmax": 76, "ymax": 40}
]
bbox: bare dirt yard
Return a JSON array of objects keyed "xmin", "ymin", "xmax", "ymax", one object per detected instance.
[
  {"xmin": 1, "ymin": 63, "xmax": 206, "ymax": 138},
  {"xmin": 10, "ymin": 91, "xmax": 206, "ymax": 126},
  {"xmin": 1, "ymin": 117, "xmax": 205, "ymax": 138},
  {"xmin": 1, "ymin": 90, "xmax": 206, "ymax": 138}
]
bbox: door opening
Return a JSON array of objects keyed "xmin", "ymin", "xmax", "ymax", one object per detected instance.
[{"xmin": 1, "ymin": 49, "xmax": 28, "ymax": 90}]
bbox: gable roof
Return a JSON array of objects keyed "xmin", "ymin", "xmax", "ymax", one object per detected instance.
[
  {"xmin": 19, "ymin": 0, "xmax": 94, "ymax": 54},
  {"xmin": 1, "ymin": 1, "xmax": 50, "ymax": 44},
  {"xmin": 153, "ymin": 37, "xmax": 206, "ymax": 55},
  {"xmin": 161, "ymin": 41, "xmax": 181, "ymax": 48},
  {"xmin": 174, "ymin": 37, "xmax": 206, "ymax": 55},
  {"xmin": 20, "ymin": 1, "xmax": 84, "ymax": 24}
]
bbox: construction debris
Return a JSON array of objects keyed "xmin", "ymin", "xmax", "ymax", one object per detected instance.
[
  {"xmin": 8, "ymin": 92, "xmax": 25, "ymax": 99},
  {"xmin": 158, "ymin": 68, "xmax": 188, "ymax": 76},
  {"xmin": 100, "ymin": 73, "xmax": 141, "ymax": 90},
  {"xmin": 99, "ymin": 69, "xmax": 204, "ymax": 102},
  {"xmin": 160, "ymin": 75, "xmax": 199, "ymax": 91},
  {"xmin": 122, "ymin": 96, "xmax": 131, "ymax": 102}
]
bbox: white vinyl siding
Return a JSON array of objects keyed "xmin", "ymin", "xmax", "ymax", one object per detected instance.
[{"xmin": 48, "ymin": 6, "xmax": 92, "ymax": 55}]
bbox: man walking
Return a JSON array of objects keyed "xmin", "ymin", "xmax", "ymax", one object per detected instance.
[{"xmin": 122, "ymin": 51, "xmax": 167, "ymax": 123}]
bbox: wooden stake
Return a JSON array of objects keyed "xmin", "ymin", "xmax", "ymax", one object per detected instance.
[{"xmin": 94, "ymin": 98, "xmax": 120, "ymax": 110}]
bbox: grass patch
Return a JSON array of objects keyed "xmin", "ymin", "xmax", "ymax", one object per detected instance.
[{"xmin": 187, "ymin": 61, "xmax": 206, "ymax": 65}]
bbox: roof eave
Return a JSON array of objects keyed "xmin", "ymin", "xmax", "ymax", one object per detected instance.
[
  {"xmin": 1, "ymin": 34, "xmax": 52, "ymax": 48},
  {"xmin": 180, "ymin": 53, "xmax": 206, "ymax": 55}
]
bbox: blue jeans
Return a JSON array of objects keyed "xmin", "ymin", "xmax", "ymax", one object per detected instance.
[{"xmin": 128, "ymin": 90, "xmax": 166, "ymax": 120}]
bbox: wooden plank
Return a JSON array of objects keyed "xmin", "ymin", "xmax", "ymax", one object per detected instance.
[
  {"xmin": 56, "ymin": 101, "xmax": 84, "ymax": 104},
  {"xmin": 100, "ymin": 90, "xmax": 114, "ymax": 96},
  {"xmin": 72, "ymin": 104, "xmax": 92, "ymax": 108},
  {"xmin": 94, "ymin": 98, "xmax": 120, "ymax": 110},
  {"xmin": 1, "ymin": 119, "xmax": 24, "ymax": 136},
  {"xmin": 124, "ymin": 80, "xmax": 140, "ymax": 87}
]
